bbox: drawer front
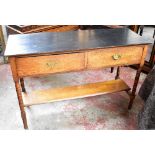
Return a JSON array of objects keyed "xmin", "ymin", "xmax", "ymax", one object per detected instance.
[
  {"xmin": 87, "ymin": 46, "xmax": 143, "ymax": 69},
  {"xmin": 16, "ymin": 53, "xmax": 85, "ymax": 77}
]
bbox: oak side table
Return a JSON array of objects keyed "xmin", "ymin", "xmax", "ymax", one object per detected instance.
[{"xmin": 5, "ymin": 28, "xmax": 151, "ymax": 129}]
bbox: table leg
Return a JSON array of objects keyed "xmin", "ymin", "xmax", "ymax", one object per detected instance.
[
  {"xmin": 15, "ymin": 81, "xmax": 28, "ymax": 129},
  {"xmin": 20, "ymin": 78, "xmax": 26, "ymax": 92},
  {"xmin": 111, "ymin": 67, "xmax": 114, "ymax": 73},
  {"xmin": 9, "ymin": 57, "xmax": 28, "ymax": 129},
  {"xmin": 128, "ymin": 45, "xmax": 148, "ymax": 109},
  {"xmin": 128, "ymin": 66, "xmax": 142, "ymax": 109},
  {"xmin": 115, "ymin": 66, "xmax": 120, "ymax": 79}
]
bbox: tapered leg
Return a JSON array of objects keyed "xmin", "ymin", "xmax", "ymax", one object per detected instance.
[
  {"xmin": 128, "ymin": 45, "xmax": 148, "ymax": 109},
  {"xmin": 150, "ymin": 39, "xmax": 155, "ymax": 68},
  {"xmin": 153, "ymin": 29, "xmax": 155, "ymax": 38},
  {"xmin": 139, "ymin": 25, "xmax": 144, "ymax": 36},
  {"xmin": 15, "ymin": 81, "xmax": 28, "ymax": 129},
  {"xmin": 115, "ymin": 66, "xmax": 120, "ymax": 79},
  {"xmin": 128, "ymin": 67, "xmax": 142, "ymax": 109},
  {"xmin": 111, "ymin": 67, "xmax": 114, "ymax": 73},
  {"xmin": 20, "ymin": 78, "xmax": 26, "ymax": 92},
  {"xmin": 9, "ymin": 57, "xmax": 28, "ymax": 129}
]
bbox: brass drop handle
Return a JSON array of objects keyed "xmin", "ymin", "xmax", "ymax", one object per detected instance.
[{"xmin": 112, "ymin": 54, "xmax": 121, "ymax": 60}]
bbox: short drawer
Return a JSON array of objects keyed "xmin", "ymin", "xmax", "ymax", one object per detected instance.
[
  {"xmin": 16, "ymin": 53, "xmax": 85, "ymax": 77},
  {"xmin": 87, "ymin": 46, "xmax": 143, "ymax": 69}
]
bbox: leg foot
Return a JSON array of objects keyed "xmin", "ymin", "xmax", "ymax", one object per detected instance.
[
  {"xmin": 21, "ymin": 111, "xmax": 28, "ymax": 129},
  {"xmin": 128, "ymin": 104, "xmax": 132, "ymax": 110},
  {"xmin": 128, "ymin": 95, "xmax": 135, "ymax": 110}
]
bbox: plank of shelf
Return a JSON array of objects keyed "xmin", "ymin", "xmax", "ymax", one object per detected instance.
[{"xmin": 23, "ymin": 79, "xmax": 130, "ymax": 107}]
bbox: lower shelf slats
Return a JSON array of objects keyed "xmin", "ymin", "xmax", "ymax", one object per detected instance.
[{"xmin": 22, "ymin": 79, "xmax": 130, "ymax": 107}]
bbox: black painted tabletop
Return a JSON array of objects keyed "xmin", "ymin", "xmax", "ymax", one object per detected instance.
[{"xmin": 5, "ymin": 28, "xmax": 152, "ymax": 56}]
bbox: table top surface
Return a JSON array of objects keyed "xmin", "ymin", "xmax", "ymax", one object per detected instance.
[{"xmin": 5, "ymin": 28, "xmax": 152, "ymax": 56}]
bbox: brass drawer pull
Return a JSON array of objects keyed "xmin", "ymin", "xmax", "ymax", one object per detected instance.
[{"xmin": 112, "ymin": 54, "xmax": 121, "ymax": 60}]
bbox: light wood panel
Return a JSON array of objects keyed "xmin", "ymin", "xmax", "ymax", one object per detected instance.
[
  {"xmin": 15, "ymin": 46, "xmax": 143, "ymax": 77},
  {"xmin": 23, "ymin": 79, "xmax": 130, "ymax": 107},
  {"xmin": 87, "ymin": 46, "xmax": 143, "ymax": 69},
  {"xmin": 16, "ymin": 53, "xmax": 85, "ymax": 77}
]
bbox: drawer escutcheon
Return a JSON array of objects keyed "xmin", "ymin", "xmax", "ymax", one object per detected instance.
[{"xmin": 46, "ymin": 62, "xmax": 58, "ymax": 69}]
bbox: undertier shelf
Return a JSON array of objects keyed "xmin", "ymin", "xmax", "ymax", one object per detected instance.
[{"xmin": 22, "ymin": 79, "xmax": 130, "ymax": 107}]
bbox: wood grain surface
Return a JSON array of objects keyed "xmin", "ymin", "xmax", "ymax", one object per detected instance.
[
  {"xmin": 87, "ymin": 46, "xmax": 143, "ymax": 69},
  {"xmin": 23, "ymin": 79, "xmax": 130, "ymax": 107},
  {"xmin": 16, "ymin": 53, "xmax": 85, "ymax": 77}
]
